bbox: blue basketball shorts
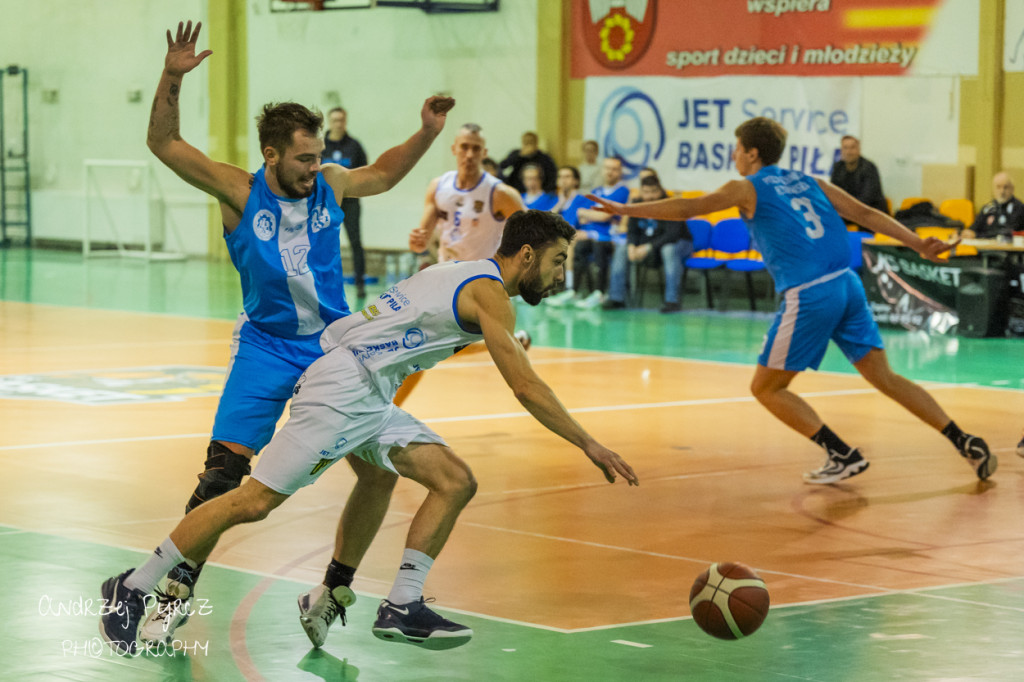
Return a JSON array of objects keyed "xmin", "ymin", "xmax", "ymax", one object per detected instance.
[
  {"xmin": 210, "ymin": 315, "xmax": 327, "ymax": 453},
  {"xmin": 759, "ymin": 269, "xmax": 883, "ymax": 372}
]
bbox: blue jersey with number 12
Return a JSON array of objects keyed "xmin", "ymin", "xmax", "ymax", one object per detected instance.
[
  {"xmin": 742, "ymin": 166, "xmax": 850, "ymax": 292},
  {"xmin": 225, "ymin": 167, "xmax": 350, "ymax": 339}
]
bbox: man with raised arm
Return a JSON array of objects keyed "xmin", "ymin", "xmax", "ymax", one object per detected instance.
[{"xmin": 135, "ymin": 20, "xmax": 454, "ymax": 647}]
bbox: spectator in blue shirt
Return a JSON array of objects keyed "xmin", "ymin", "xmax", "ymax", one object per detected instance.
[
  {"xmin": 545, "ymin": 166, "xmax": 593, "ymax": 306},
  {"xmin": 521, "ymin": 164, "xmax": 558, "ymax": 211},
  {"xmin": 570, "ymin": 157, "xmax": 630, "ymax": 308}
]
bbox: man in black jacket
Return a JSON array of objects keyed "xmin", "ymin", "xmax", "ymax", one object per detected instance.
[
  {"xmin": 500, "ymin": 131, "xmax": 558, "ymax": 194},
  {"xmin": 830, "ymin": 135, "xmax": 888, "ymax": 217},
  {"xmin": 324, "ymin": 107, "xmax": 369, "ymax": 297},
  {"xmin": 603, "ymin": 176, "xmax": 693, "ymax": 313},
  {"xmin": 965, "ymin": 171, "xmax": 1024, "ymax": 239}
]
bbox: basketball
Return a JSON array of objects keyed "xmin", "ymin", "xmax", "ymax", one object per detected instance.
[{"xmin": 689, "ymin": 562, "xmax": 770, "ymax": 640}]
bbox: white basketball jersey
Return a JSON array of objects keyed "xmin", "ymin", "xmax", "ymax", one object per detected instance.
[
  {"xmin": 319, "ymin": 259, "xmax": 504, "ymax": 398},
  {"xmin": 434, "ymin": 170, "xmax": 507, "ymax": 262}
]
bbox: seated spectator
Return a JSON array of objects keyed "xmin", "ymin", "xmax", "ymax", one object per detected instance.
[
  {"xmin": 631, "ymin": 167, "xmax": 660, "ymax": 197},
  {"xmin": 830, "ymin": 135, "xmax": 888, "ymax": 217},
  {"xmin": 964, "ymin": 171, "xmax": 1024, "ymax": 239},
  {"xmin": 482, "ymin": 157, "xmax": 504, "ymax": 182},
  {"xmin": 500, "ymin": 131, "xmax": 558, "ymax": 193},
  {"xmin": 638, "ymin": 167, "xmax": 659, "ymax": 183},
  {"xmin": 603, "ymin": 176, "xmax": 693, "ymax": 313},
  {"xmin": 521, "ymin": 164, "xmax": 558, "ymax": 211},
  {"xmin": 578, "ymin": 140, "xmax": 602, "ymax": 192},
  {"xmin": 570, "ymin": 157, "xmax": 630, "ymax": 308},
  {"xmin": 545, "ymin": 166, "xmax": 593, "ymax": 306}
]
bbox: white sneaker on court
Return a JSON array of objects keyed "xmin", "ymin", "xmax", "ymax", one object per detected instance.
[
  {"xmin": 298, "ymin": 584, "xmax": 356, "ymax": 648},
  {"xmin": 140, "ymin": 579, "xmax": 192, "ymax": 647},
  {"xmin": 574, "ymin": 290, "xmax": 604, "ymax": 309},
  {"xmin": 544, "ymin": 289, "xmax": 576, "ymax": 306}
]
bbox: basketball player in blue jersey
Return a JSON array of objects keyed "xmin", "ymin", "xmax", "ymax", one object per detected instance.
[
  {"xmin": 132, "ymin": 21, "xmax": 454, "ymax": 646},
  {"xmin": 588, "ymin": 117, "xmax": 996, "ymax": 485},
  {"xmin": 100, "ymin": 210, "xmax": 638, "ymax": 655}
]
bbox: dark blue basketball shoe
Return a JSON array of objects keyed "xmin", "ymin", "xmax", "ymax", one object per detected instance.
[
  {"xmin": 99, "ymin": 569, "xmax": 147, "ymax": 656},
  {"xmin": 371, "ymin": 597, "xmax": 472, "ymax": 650}
]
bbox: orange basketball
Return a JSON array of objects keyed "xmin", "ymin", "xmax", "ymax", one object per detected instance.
[{"xmin": 689, "ymin": 562, "xmax": 770, "ymax": 640}]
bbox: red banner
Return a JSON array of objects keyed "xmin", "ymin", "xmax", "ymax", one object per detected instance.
[{"xmin": 572, "ymin": 0, "xmax": 947, "ymax": 78}]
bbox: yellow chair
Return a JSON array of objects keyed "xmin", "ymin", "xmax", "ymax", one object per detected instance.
[
  {"xmin": 706, "ymin": 206, "xmax": 740, "ymax": 224},
  {"xmin": 938, "ymin": 198, "xmax": 974, "ymax": 227},
  {"xmin": 872, "ymin": 233, "xmax": 901, "ymax": 244},
  {"xmin": 679, "ymin": 190, "xmax": 705, "ymax": 199},
  {"xmin": 915, "ymin": 227, "xmax": 957, "ymax": 260},
  {"xmin": 899, "ymin": 196, "xmax": 931, "ymax": 211},
  {"xmin": 885, "ymin": 197, "xmax": 892, "ymax": 215},
  {"xmin": 915, "ymin": 227, "xmax": 956, "ymax": 240}
]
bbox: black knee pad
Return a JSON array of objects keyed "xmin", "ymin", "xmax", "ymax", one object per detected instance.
[{"xmin": 185, "ymin": 442, "xmax": 252, "ymax": 514}]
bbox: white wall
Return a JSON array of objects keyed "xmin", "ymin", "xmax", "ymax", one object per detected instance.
[
  {"xmin": 246, "ymin": 1, "xmax": 538, "ymax": 248},
  {"xmin": 860, "ymin": 76, "xmax": 961, "ymax": 206},
  {"xmin": 1, "ymin": 0, "xmax": 211, "ymax": 253}
]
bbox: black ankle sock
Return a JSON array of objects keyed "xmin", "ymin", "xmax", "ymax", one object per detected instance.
[
  {"xmin": 811, "ymin": 425, "xmax": 852, "ymax": 456},
  {"xmin": 324, "ymin": 559, "xmax": 356, "ymax": 590},
  {"xmin": 941, "ymin": 421, "xmax": 967, "ymax": 450},
  {"xmin": 169, "ymin": 561, "xmax": 204, "ymax": 590}
]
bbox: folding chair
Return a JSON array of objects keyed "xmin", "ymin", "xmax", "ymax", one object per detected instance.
[{"xmin": 681, "ymin": 219, "xmax": 716, "ymax": 308}]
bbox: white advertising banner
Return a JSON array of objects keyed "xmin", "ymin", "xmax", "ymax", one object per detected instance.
[{"xmin": 584, "ymin": 76, "xmax": 862, "ymax": 191}]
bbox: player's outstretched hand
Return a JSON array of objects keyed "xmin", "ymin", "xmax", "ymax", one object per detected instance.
[
  {"xmin": 917, "ymin": 235, "xmax": 959, "ymax": 263},
  {"xmin": 421, "ymin": 95, "xmax": 456, "ymax": 136},
  {"xmin": 165, "ymin": 21, "xmax": 213, "ymax": 77},
  {"xmin": 585, "ymin": 193, "xmax": 625, "ymax": 215},
  {"xmin": 585, "ymin": 443, "xmax": 639, "ymax": 486}
]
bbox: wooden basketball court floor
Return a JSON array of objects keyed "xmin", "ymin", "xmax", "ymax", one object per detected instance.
[{"xmin": 2, "ymin": 248, "xmax": 1023, "ymax": 681}]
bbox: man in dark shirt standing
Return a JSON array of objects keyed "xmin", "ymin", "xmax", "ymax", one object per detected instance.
[
  {"xmin": 500, "ymin": 131, "xmax": 558, "ymax": 194},
  {"xmin": 965, "ymin": 171, "xmax": 1024, "ymax": 239},
  {"xmin": 829, "ymin": 135, "xmax": 888, "ymax": 217},
  {"xmin": 324, "ymin": 107, "xmax": 369, "ymax": 297}
]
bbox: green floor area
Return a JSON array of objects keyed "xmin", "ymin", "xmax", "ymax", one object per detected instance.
[
  {"xmin": 2, "ymin": 247, "xmax": 1022, "ymax": 389},
  {"xmin": 7, "ymin": 529, "xmax": 1023, "ymax": 681}
]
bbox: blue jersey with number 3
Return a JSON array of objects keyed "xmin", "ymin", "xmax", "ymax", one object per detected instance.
[
  {"xmin": 743, "ymin": 166, "xmax": 850, "ymax": 292},
  {"xmin": 225, "ymin": 167, "xmax": 350, "ymax": 339}
]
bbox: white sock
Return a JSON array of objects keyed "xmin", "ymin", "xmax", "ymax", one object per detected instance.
[
  {"xmin": 124, "ymin": 537, "xmax": 186, "ymax": 594},
  {"xmin": 565, "ymin": 270, "xmax": 575, "ymax": 290},
  {"xmin": 386, "ymin": 548, "xmax": 434, "ymax": 605}
]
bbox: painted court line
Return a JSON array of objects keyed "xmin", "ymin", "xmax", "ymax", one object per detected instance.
[
  {"xmin": 0, "ymin": 432, "xmax": 211, "ymax": 452},
  {"xmin": 0, "ymin": 384, "xmax": 969, "ymax": 452},
  {"xmin": 612, "ymin": 640, "xmax": 653, "ymax": 648},
  {"xmin": 3, "ymin": 339, "xmax": 223, "ymax": 354},
  {"xmin": 457, "ymin": 519, "xmax": 890, "ymax": 592}
]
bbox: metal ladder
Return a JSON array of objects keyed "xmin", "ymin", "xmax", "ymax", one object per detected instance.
[{"xmin": 1, "ymin": 65, "xmax": 31, "ymax": 247}]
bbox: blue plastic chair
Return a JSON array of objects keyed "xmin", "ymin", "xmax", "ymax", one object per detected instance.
[
  {"xmin": 848, "ymin": 230, "xmax": 872, "ymax": 271},
  {"xmin": 713, "ymin": 219, "xmax": 767, "ymax": 310},
  {"xmin": 682, "ymin": 219, "xmax": 717, "ymax": 308}
]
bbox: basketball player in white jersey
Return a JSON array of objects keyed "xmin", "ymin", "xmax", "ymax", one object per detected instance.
[
  {"xmin": 100, "ymin": 210, "xmax": 638, "ymax": 655},
  {"xmin": 290, "ymin": 124, "xmax": 529, "ymax": 647},
  {"xmin": 409, "ymin": 122, "xmax": 525, "ymax": 262},
  {"xmin": 128, "ymin": 20, "xmax": 454, "ymax": 647}
]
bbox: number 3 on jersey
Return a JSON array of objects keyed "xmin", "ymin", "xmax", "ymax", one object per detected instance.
[{"xmin": 791, "ymin": 197, "xmax": 825, "ymax": 239}]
